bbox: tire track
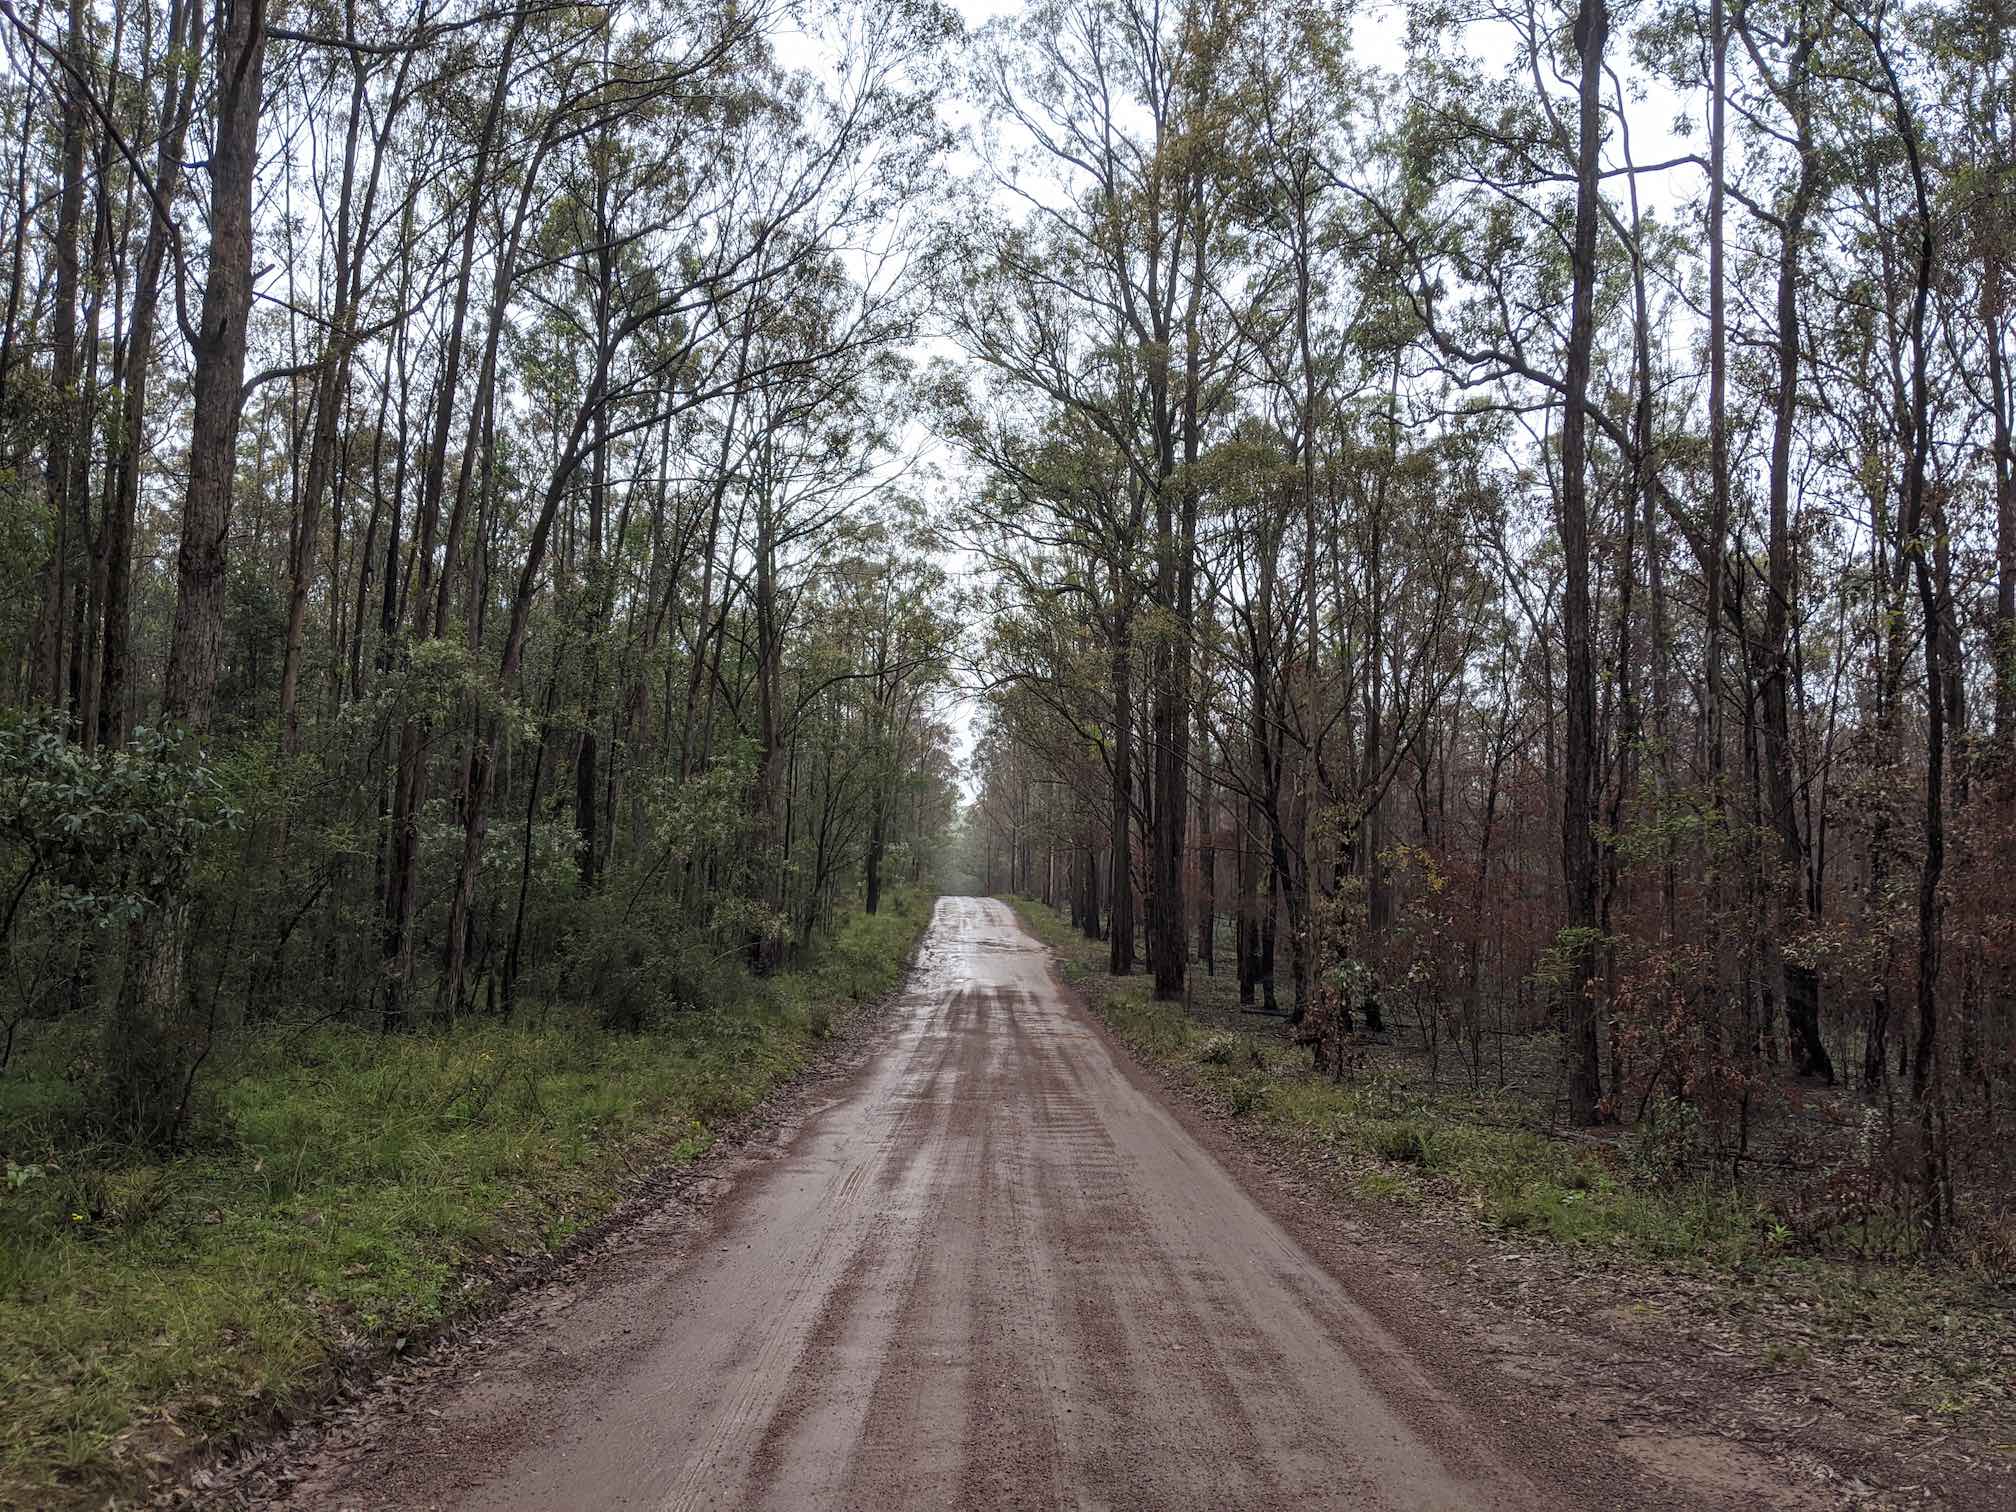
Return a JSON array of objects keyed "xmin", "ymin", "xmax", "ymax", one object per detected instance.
[{"xmin": 264, "ymin": 897, "xmax": 1639, "ymax": 1512}]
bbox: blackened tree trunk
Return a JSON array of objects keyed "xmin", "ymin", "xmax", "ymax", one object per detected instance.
[
  {"xmin": 1109, "ymin": 618, "xmax": 1136, "ymax": 975},
  {"xmin": 1744, "ymin": 19, "xmax": 1832, "ymax": 1081},
  {"xmin": 1080, "ymin": 816, "xmax": 1102, "ymax": 941},
  {"xmin": 1852, "ymin": 3, "xmax": 1948, "ymax": 1229},
  {"xmin": 1557, "ymin": 0, "xmax": 1606, "ymax": 1125},
  {"xmin": 1198, "ymin": 718, "xmax": 1215, "ymax": 975},
  {"xmin": 1986, "ymin": 244, "xmax": 2015, "ymax": 751}
]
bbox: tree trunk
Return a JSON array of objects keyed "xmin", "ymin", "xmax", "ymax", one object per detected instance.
[
  {"xmin": 1109, "ymin": 618, "xmax": 1135, "ymax": 976},
  {"xmin": 32, "ymin": 0, "xmax": 90, "ymax": 710},
  {"xmin": 1557, "ymin": 0, "xmax": 1606, "ymax": 1125},
  {"xmin": 161, "ymin": 0, "xmax": 265, "ymax": 732},
  {"xmin": 110, "ymin": 0, "xmax": 267, "ymax": 1141},
  {"xmin": 1198, "ymin": 723, "xmax": 1216, "ymax": 975},
  {"xmin": 1751, "ymin": 49, "xmax": 1831, "ymax": 1079},
  {"xmin": 1985, "ymin": 248, "xmax": 2015, "ymax": 752}
]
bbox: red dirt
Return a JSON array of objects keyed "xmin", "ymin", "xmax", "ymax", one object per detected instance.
[{"xmin": 235, "ymin": 897, "xmax": 1825, "ymax": 1510}]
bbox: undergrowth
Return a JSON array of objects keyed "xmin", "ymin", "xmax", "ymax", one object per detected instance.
[
  {"xmin": 1019, "ymin": 899, "xmax": 1782, "ymax": 1261},
  {"xmin": 0, "ymin": 890, "xmax": 933, "ymax": 1509}
]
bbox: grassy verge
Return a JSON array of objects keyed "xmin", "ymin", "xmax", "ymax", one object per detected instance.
[
  {"xmin": 1013, "ymin": 897, "xmax": 1764, "ymax": 1259},
  {"xmin": 1009, "ymin": 898, "xmax": 2014, "ymax": 1437},
  {"xmin": 0, "ymin": 890, "xmax": 934, "ymax": 1509}
]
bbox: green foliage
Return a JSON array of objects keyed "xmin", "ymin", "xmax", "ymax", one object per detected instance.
[
  {"xmin": 0, "ymin": 717, "xmax": 241, "ymax": 1121},
  {"xmin": 803, "ymin": 893, "xmax": 933, "ymax": 1002},
  {"xmin": 1224, "ymin": 1072, "xmax": 1270, "ymax": 1117},
  {"xmin": 1270, "ymin": 1072, "xmax": 1764, "ymax": 1257},
  {"xmin": 1607, "ymin": 793, "xmax": 1734, "ymax": 868},
  {"xmin": 1372, "ymin": 1120, "xmax": 1436, "ymax": 1165},
  {"xmin": 1195, "ymin": 1030, "xmax": 1241, "ymax": 1066},
  {"xmin": 1531, "ymin": 924, "xmax": 1610, "ymax": 992},
  {"xmin": 0, "ymin": 890, "xmax": 934, "ymax": 1508},
  {"xmin": 1623, "ymin": 1097, "xmax": 1704, "ymax": 1188},
  {"xmin": 0, "ymin": 714, "xmax": 237, "ymax": 932}
]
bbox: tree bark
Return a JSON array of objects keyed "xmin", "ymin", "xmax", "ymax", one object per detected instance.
[
  {"xmin": 161, "ymin": 0, "xmax": 266, "ymax": 734},
  {"xmin": 1109, "ymin": 617, "xmax": 1136, "ymax": 976},
  {"xmin": 1747, "ymin": 26, "xmax": 1831, "ymax": 1080},
  {"xmin": 110, "ymin": 0, "xmax": 266, "ymax": 1143},
  {"xmin": 1557, "ymin": 0, "xmax": 1606, "ymax": 1125},
  {"xmin": 32, "ymin": 0, "xmax": 90, "ymax": 711}
]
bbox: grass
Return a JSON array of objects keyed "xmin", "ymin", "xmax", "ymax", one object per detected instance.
[
  {"xmin": 1018, "ymin": 898, "xmax": 1786, "ymax": 1263},
  {"xmin": 0, "ymin": 890, "xmax": 934, "ymax": 1509}
]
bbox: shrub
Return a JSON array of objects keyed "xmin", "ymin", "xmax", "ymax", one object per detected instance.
[
  {"xmin": 1374, "ymin": 1120, "xmax": 1434, "ymax": 1165},
  {"xmin": 1197, "ymin": 1031, "xmax": 1240, "ymax": 1066},
  {"xmin": 1623, "ymin": 1097, "xmax": 1702, "ymax": 1188},
  {"xmin": 1225, "ymin": 1073, "xmax": 1269, "ymax": 1117},
  {"xmin": 0, "ymin": 714, "xmax": 239, "ymax": 1141}
]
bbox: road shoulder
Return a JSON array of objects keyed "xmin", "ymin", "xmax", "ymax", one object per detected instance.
[{"xmin": 1009, "ymin": 899, "xmax": 2010, "ymax": 1510}]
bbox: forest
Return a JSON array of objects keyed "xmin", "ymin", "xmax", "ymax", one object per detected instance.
[
  {"xmin": 0, "ymin": 1, "xmax": 967, "ymax": 1493},
  {"xmin": 0, "ymin": 0, "xmax": 964, "ymax": 1130},
  {"xmin": 0, "ymin": 0, "xmax": 2012, "ymax": 1499},
  {"xmin": 951, "ymin": 0, "xmax": 2014, "ymax": 1250}
]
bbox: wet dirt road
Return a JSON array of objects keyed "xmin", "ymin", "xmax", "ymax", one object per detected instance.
[{"xmin": 278, "ymin": 897, "xmax": 1632, "ymax": 1511}]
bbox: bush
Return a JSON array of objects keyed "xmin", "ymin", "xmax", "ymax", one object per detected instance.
[
  {"xmin": 1624, "ymin": 1097, "xmax": 1702, "ymax": 1188},
  {"xmin": 570, "ymin": 885, "xmax": 736, "ymax": 1034},
  {"xmin": 0, "ymin": 714, "xmax": 238, "ymax": 1140},
  {"xmin": 1196, "ymin": 1031, "xmax": 1240, "ymax": 1066},
  {"xmin": 0, "ymin": 890, "xmax": 939, "ymax": 1505},
  {"xmin": 1225, "ymin": 1073, "xmax": 1269, "ymax": 1117},
  {"xmin": 1374, "ymin": 1120, "xmax": 1435, "ymax": 1165}
]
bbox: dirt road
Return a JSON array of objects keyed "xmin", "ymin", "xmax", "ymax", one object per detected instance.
[{"xmin": 262, "ymin": 897, "xmax": 1708, "ymax": 1511}]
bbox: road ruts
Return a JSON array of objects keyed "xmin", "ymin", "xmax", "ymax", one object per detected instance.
[{"xmin": 278, "ymin": 897, "xmax": 1639, "ymax": 1512}]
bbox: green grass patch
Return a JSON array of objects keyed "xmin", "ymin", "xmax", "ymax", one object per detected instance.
[{"xmin": 0, "ymin": 891, "xmax": 934, "ymax": 1509}]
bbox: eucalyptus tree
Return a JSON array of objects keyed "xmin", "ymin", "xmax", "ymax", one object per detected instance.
[
  {"xmin": 1931, "ymin": 0, "xmax": 2014, "ymax": 751},
  {"xmin": 949, "ymin": 0, "xmax": 2016, "ymax": 1232},
  {"xmin": 1211, "ymin": 7, "xmax": 1347, "ymax": 1016},
  {"xmin": 0, "ymin": 0, "xmax": 968, "ymax": 1141},
  {"xmin": 1723, "ymin": 0, "xmax": 1833, "ymax": 1078},
  {"xmin": 846, "ymin": 521, "xmax": 962, "ymax": 916},
  {"xmin": 1831, "ymin": 0, "xmax": 1952, "ymax": 1220},
  {"xmin": 424, "ymin": 0, "xmax": 947, "ymax": 1005},
  {"xmin": 1336, "ymin": 0, "xmax": 1625, "ymax": 1119},
  {"xmin": 272, "ymin": 0, "xmax": 435, "ymax": 756}
]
